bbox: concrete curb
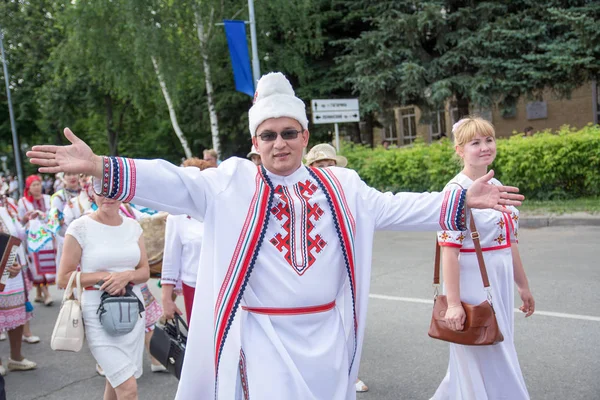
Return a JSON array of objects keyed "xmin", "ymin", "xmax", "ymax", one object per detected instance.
[{"xmin": 520, "ymin": 213, "xmax": 600, "ymax": 228}]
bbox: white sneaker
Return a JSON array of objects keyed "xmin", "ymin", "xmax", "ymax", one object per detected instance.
[
  {"xmin": 0, "ymin": 332, "xmax": 6, "ymax": 341},
  {"xmin": 7, "ymin": 358, "xmax": 37, "ymax": 371},
  {"xmin": 151, "ymin": 363, "xmax": 167, "ymax": 373},
  {"xmin": 22, "ymin": 335, "xmax": 40, "ymax": 344}
]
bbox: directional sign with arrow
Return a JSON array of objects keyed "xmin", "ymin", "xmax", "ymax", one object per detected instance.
[{"xmin": 311, "ymin": 99, "xmax": 360, "ymax": 124}]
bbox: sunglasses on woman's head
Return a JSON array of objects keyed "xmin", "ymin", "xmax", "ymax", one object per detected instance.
[{"xmin": 257, "ymin": 129, "xmax": 302, "ymax": 142}]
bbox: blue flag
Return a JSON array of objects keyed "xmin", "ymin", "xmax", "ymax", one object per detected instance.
[{"xmin": 223, "ymin": 20, "xmax": 254, "ymax": 97}]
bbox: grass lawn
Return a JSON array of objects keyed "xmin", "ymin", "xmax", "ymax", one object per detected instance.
[{"xmin": 519, "ymin": 196, "xmax": 600, "ymax": 215}]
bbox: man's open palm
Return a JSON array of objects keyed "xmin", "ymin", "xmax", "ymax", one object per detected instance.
[
  {"xmin": 26, "ymin": 128, "xmax": 100, "ymax": 176},
  {"xmin": 467, "ymin": 170, "xmax": 524, "ymax": 211}
]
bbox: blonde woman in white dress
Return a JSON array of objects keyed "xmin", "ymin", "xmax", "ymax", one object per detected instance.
[
  {"xmin": 58, "ymin": 193, "xmax": 150, "ymax": 400},
  {"xmin": 431, "ymin": 117, "xmax": 535, "ymax": 400}
]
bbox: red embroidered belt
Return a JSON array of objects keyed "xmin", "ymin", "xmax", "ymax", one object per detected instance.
[{"xmin": 242, "ymin": 300, "xmax": 336, "ymax": 316}]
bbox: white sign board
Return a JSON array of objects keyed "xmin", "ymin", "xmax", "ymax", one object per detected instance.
[{"xmin": 311, "ymin": 99, "xmax": 360, "ymax": 124}]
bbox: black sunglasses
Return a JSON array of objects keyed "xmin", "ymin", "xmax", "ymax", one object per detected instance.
[{"xmin": 257, "ymin": 129, "xmax": 302, "ymax": 142}]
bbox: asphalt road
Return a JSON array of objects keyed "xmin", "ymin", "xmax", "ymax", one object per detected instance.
[{"xmin": 4, "ymin": 226, "xmax": 599, "ymax": 399}]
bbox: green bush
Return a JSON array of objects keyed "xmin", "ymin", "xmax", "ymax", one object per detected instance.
[{"xmin": 341, "ymin": 124, "xmax": 600, "ymax": 200}]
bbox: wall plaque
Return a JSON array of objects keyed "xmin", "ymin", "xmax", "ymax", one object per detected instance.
[{"xmin": 526, "ymin": 101, "xmax": 547, "ymax": 120}]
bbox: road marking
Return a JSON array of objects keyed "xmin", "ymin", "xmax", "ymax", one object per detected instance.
[{"xmin": 369, "ymin": 293, "xmax": 600, "ymax": 322}]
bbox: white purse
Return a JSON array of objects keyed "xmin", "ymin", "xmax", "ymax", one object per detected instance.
[{"xmin": 51, "ymin": 271, "xmax": 85, "ymax": 352}]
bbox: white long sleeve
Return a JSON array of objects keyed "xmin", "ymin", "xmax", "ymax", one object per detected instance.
[{"xmin": 161, "ymin": 215, "xmax": 183, "ymax": 286}]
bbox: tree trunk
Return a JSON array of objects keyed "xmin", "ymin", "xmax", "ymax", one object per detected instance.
[
  {"xmin": 195, "ymin": 9, "xmax": 221, "ymax": 158},
  {"xmin": 361, "ymin": 113, "xmax": 376, "ymax": 148},
  {"xmin": 116, "ymin": 100, "xmax": 131, "ymax": 157},
  {"xmin": 348, "ymin": 122, "xmax": 361, "ymax": 144},
  {"xmin": 105, "ymin": 94, "xmax": 118, "ymax": 156},
  {"xmin": 52, "ymin": 122, "xmax": 63, "ymax": 145},
  {"xmin": 151, "ymin": 56, "xmax": 192, "ymax": 158},
  {"xmin": 455, "ymin": 95, "xmax": 470, "ymax": 120}
]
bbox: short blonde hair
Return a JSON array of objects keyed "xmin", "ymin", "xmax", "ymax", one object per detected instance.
[
  {"xmin": 453, "ymin": 116, "xmax": 496, "ymax": 147},
  {"xmin": 203, "ymin": 149, "xmax": 218, "ymax": 159},
  {"xmin": 183, "ymin": 157, "xmax": 212, "ymax": 171}
]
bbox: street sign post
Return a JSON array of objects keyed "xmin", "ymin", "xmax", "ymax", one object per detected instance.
[{"xmin": 311, "ymin": 98, "xmax": 360, "ymax": 151}]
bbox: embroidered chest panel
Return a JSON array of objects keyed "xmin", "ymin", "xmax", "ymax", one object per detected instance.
[{"xmin": 269, "ymin": 180, "xmax": 328, "ymax": 275}]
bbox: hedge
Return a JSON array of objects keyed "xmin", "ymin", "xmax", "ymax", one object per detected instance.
[{"xmin": 341, "ymin": 124, "xmax": 600, "ymax": 200}]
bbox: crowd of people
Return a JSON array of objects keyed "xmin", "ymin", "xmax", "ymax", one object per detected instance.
[{"xmin": 0, "ymin": 72, "xmax": 533, "ymax": 400}]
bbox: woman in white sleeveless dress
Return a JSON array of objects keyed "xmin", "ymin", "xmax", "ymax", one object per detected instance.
[
  {"xmin": 431, "ymin": 117, "xmax": 535, "ymax": 400},
  {"xmin": 58, "ymin": 193, "xmax": 150, "ymax": 400}
]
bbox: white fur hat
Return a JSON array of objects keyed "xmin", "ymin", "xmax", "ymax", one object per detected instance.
[{"xmin": 248, "ymin": 72, "xmax": 309, "ymax": 137}]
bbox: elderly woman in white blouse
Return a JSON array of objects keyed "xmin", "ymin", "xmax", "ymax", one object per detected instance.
[{"xmin": 161, "ymin": 158, "xmax": 210, "ymax": 323}]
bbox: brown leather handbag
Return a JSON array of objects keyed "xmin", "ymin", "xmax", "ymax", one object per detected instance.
[{"xmin": 428, "ymin": 211, "xmax": 504, "ymax": 346}]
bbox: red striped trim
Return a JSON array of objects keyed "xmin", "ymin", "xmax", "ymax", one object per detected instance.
[
  {"xmin": 125, "ymin": 158, "xmax": 137, "ymax": 202},
  {"xmin": 215, "ymin": 174, "xmax": 261, "ymax": 321},
  {"xmin": 239, "ymin": 349, "xmax": 250, "ymax": 400},
  {"xmin": 115, "ymin": 157, "xmax": 126, "ymax": 200},
  {"xmin": 328, "ymin": 172, "xmax": 356, "ymax": 232},
  {"xmin": 449, "ymin": 191, "xmax": 460, "ymax": 230},
  {"xmin": 311, "ymin": 168, "xmax": 357, "ymax": 328},
  {"xmin": 460, "ymin": 242, "xmax": 511, "ymax": 252},
  {"xmin": 439, "ymin": 191, "xmax": 451, "ymax": 228},
  {"xmin": 102, "ymin": 156, "xmax": 110, "ymax": 196},
  {"xmin": 439, "ymin": 242, "xmax": 462, "ymax": 248},
  {"xmin": 242, "ymin": 300, "xmax": 336, "ymax": 315},
  {"xmin": 214, "ymin": 169, "xmax": 271, "ymax": 372}
]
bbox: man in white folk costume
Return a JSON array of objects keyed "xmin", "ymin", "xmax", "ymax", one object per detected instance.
[{"xmin": 28, "ymin": 72, "xmax": 523, "ymax": 400}]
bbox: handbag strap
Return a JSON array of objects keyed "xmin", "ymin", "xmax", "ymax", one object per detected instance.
[
  {"xmin": 63, "ymin": 271, "xmax": 78, "ymax": 302},
  {"xmin": 76, "ymin": 271, "xmax": 83, "ymax": 307},
  {"xmin": 174, "ymin": 313, "xmax": 189, "ymax": 333},
  {"xmin": 99, "ymin": 284, "xmax": 145, "ymax": 315},
  {"xmin": 434, "ymin": 210, "xmax": 490, "ymax": 289}
]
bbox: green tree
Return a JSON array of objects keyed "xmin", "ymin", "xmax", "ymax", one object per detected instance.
[
  {"xmin": 0, "ymin": 0, "xmax": 69, "ymax": 175},
  {"xmin": 338, "ymin": 0, "xmax": 600, "ymax": 121}
]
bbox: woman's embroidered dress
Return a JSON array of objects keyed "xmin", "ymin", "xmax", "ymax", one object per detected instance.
[{"xmin": 432, "ymin": 173, "xmax": 529, "ymax": 400}]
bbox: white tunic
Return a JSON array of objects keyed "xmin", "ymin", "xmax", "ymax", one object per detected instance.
[
  {"xmin": 63, "ymin": 191, "xmax": 95, "ymax": 226},
  {"xmin": 95, "ymin": 156, "xmax": 468, "ymax": 400},
  {"xmin": 66, "ymin": 216, "xmax": 145, "ymax": 388},
  {"xmin": 18, "ymin": 195, "xmax": 56, "ymax": 284},
  {"xmin": 161, "ymin": 215, "xmax": 204, "ymax": 287},
  {"xmin": 50, "ymin": 188, "xmax": 80, "ymax": 266},
  {"xmin": 433, "ymin": 173, "xmax": 529, "ymax": 400}
]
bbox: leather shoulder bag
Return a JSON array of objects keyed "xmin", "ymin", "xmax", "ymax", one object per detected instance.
[
  {"xmin": 428, "ymin": 210, "xmax": 504, "ymax": 346},
  {"xmin": 51, "ymin": 271, "xmax": 85, "ymax": 352}
]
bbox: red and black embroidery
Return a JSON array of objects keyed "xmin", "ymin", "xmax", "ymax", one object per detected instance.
[
  {"xmin": 269, "ymin": 180, "xmax": 327, "ymax": 276},
  {"xmin": 239, "ymin": 349, "xmax": 250, "ymax": 400}
]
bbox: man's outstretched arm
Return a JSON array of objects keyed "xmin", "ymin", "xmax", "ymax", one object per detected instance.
[
  {"xmin": 27, "ymin": 128, "xmax": 225, "ymax": 219},
  {"xmin": 353, "ymin": 170, "xmax": 523, "ymax": 231}
]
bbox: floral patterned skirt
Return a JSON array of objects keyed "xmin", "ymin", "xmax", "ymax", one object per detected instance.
[
  {"xmin": 0, "ymin": 272, "xmax": 33, "ymax": 331},
  {"xmin": 140, "ymin": 283, "xmax": 163, "ymax": 332}
]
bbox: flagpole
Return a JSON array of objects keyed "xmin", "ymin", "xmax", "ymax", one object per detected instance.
[
  {"xmin": 248, "ymin": 0, "xmax": 260, "ymax": 87},
  {"xmin": 0, "ymin": 28, "xmax": 24, "ymax": 197}
]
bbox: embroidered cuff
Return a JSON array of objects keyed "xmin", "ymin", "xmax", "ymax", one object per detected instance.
[
  {"xmin": 160, "ymin": 278, "xmax": 178, "ymax": 286},
  {"xmin": 93, "ymin": 156, "xmax": 137, "ymax": 202},
  {"xmin": 439, "ymin": 189, "xmax": 466, "ymax": 231}
]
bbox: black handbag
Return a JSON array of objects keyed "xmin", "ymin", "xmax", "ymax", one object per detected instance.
[{"xmin": 149, "ymin": 313, "xmax": 188, "ymax": 379}]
